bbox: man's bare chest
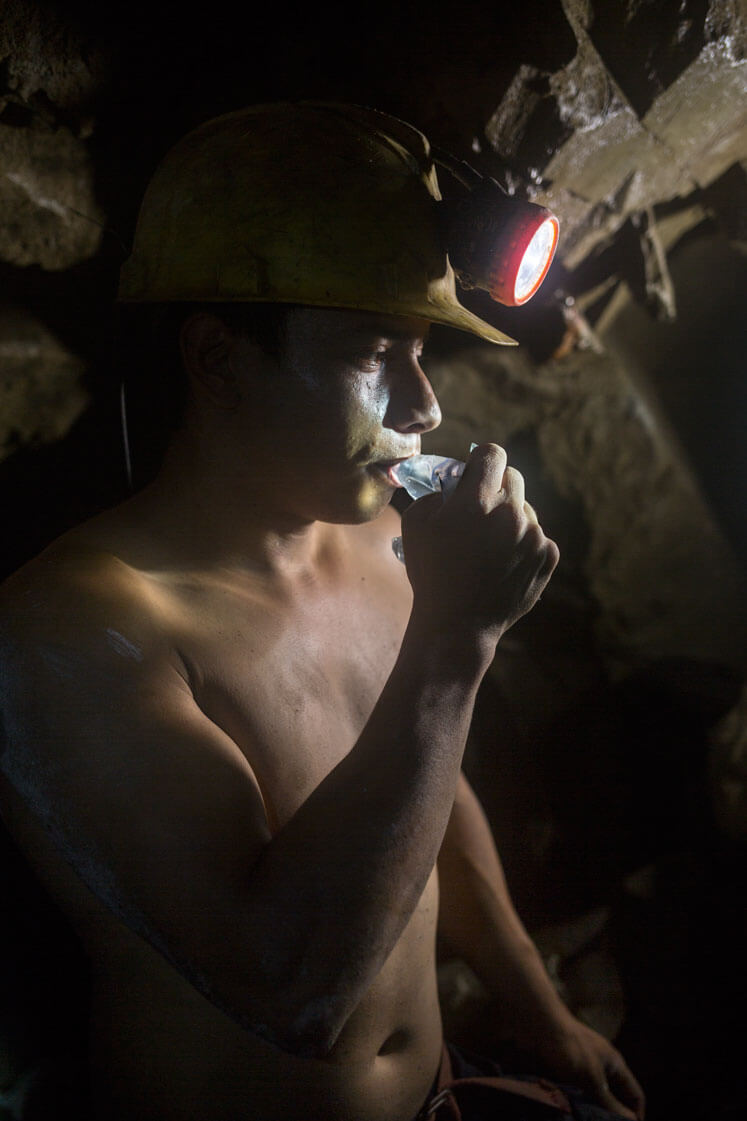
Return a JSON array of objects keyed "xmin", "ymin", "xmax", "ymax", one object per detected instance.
[{"xmin": 169, "ymin": 566, "xmax": 411, "ymax": 831}]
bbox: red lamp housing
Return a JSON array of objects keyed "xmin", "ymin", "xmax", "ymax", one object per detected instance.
[{"xmin": 444, "ymin": 178, "xmax": 559, "ymax": 307}]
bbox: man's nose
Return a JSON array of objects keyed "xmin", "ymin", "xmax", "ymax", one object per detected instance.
[{"xmin": 383, "ymin": 355, "xmax": 442, "ymax": 435}]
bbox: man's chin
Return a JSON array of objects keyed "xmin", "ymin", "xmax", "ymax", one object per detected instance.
[
  {"xmin": 355, "ymin": 476, "xmax": 397, "ymax": 520},
  {"xmin": 317, "ymin": 478, "xmax": 395, "ymax": 525}
]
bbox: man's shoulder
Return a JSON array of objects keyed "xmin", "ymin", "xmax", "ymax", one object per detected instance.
[
  {"xmin": 0, "ymin": 528, "xmax": 190, "ymax": 789},
  {"xmin": 0, "ymin": 527, "xmax": 162, "ymax": 663}
]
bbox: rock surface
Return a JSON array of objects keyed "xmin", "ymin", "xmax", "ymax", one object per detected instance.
[
  {"xmin": 0, "ymin": 307, "xmax": 88, "ymax": 461},
  {"xmin": 484, "ymin": 0, "xmax": 747, "ymax": 268},
  {"xmin": 0, "ymin": 123, "xmax": 103, "ymax": 269},
  {"xmin": 0, "ymin": 1, "xmax": 106, "ymax": 131}
]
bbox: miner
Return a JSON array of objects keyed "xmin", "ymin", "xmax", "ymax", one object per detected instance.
[{"xmin": 0, "ymin": 104, "xmax": 644, "ymax": 1121}]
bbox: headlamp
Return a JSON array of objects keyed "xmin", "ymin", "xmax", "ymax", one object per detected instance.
[{"xmin": 434, "ymin": 150, "xmax": 559, "ymax": 307}]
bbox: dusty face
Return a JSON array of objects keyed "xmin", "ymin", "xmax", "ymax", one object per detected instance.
[{"xmin": 229, "ymin": 307, "xmax": 442, "ymax": 524}]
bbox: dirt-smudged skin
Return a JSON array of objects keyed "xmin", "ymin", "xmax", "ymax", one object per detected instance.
[
  {"xmin": 0, "ymin": 306, "xmax": 562, "ymax": 1121},
  {"xmin": 0, "ymin": 506, "xmax": 444, "ymax": 1121}
]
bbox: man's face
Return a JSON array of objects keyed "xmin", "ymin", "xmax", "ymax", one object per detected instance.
[{"xmin": 229, "ymin": 306, "xmax": 442, "ymax": 524}]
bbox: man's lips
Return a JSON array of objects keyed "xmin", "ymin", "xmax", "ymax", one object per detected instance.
[{"xmin": 371, "ymin": 455, "xmax": 417, "ymax": 487}]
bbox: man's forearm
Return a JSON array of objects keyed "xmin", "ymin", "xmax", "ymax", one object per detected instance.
[
  {"xmin": 229, "ymin": 616, "xmax": 494, "ymax": 1055},
  {"xmin": 437, "ymin": 774, "xmax": 570, "ymax": 1031},
  {"xmin": 436, "ymin": 776, "xmax": 646, "ymax": 1120}
]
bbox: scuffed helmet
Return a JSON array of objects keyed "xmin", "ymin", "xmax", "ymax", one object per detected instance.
[{"xmin": 118, "ymin": 102, "xmax": 516, "ymax": 345}]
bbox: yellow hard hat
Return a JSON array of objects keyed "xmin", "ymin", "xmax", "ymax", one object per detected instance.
[{"xmin": 118, "ymin": 102, "xmax": 517, "ymax": 345}]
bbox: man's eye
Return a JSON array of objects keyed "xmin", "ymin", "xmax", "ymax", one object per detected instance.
[{"xmin": 359, "ymin": 351, "xmax": 388, "ymax": 368}]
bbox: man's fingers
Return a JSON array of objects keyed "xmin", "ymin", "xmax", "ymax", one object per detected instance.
[
  {"xmin": 518, "ymin": 523, "xmax": 559, "ymax": 573},
  {"xmin": 591, "ymin": 1055, "xmax": 645, "ymax": 1121},
  {"xmin": 459, "ymin": 443, "xmax": 507, "ymax": 509},
  {"xmin": 458, "ymin": 448, "xmax": 543, "ymax": 536},
  {"xmin": 502, "ymin": 465, "xmax": 525, "ymax": 508},
  {"xmin": 599, "ymin": 1087, "xmax": 637, "ymax": 1120},
  {"xmin": 608, "ymin": 1060, "xmax": 646, "ymax": 1120},
  {"xmin": 401, "ymin": 490, "xmax": 444, "ymax": 530},
  {"xmin": 539, "ymin": 534, "xmax": 560, "ymax": 578}
]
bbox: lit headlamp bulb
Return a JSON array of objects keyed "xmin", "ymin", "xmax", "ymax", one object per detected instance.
[
  {"xmin": 486, "ymin": 209, "xmax": 559, "ymax": 307},
  {"xmin": 512, "ymin": 217, "xmax": 559, "ymax": 304}
]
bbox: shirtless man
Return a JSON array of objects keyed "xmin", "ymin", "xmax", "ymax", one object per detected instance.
[{"xmin": 0, "ymin": 104, "xmax": 644, "ymax": 1121}]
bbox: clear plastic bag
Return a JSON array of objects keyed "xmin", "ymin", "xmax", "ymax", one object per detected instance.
[
  {"xmin": 393, "ymin": 454, "xmax": 466, "ymax": 500},
  {"xmin": 391, "ymin": 448, "xmax": 474, "ymax": 563}
]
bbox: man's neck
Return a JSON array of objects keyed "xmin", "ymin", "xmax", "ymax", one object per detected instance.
[{"xmin": 121, "ymin": 439, "xmax": 337, "ymax": 582}]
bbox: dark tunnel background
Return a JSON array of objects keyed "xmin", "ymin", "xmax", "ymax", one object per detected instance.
[{"xmin": 0, "ymin": 1, "xmax": 746, "ymax": 1118}]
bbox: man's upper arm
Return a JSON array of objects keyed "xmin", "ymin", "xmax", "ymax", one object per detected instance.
[{"xmin": 0, "ymin": 559, "xmax": 272, "ymax": 998}]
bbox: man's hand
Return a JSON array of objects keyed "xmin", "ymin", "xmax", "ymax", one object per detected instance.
[
  {"xmin": 525, "ymin": 1011, "xmax": 646, "ymax": 1120},
  {"xmin": 437, "ymin": 775, "xmax": 645, "ymax": 1120},
  {"xmin": 401, "ymin": 444, "xmax": 558, "ymax": 645}
]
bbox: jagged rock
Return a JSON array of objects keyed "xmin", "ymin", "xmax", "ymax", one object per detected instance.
[
  {"xmin": 0, "ymin": 1, "xmax": 106, "ymax": 270},
  {"xmin": 643, "ymin": 35, "xmax": 747, "ymax": 190},
  {"xmin": 0, "ymin": 123, "xmax": 103, "ymax": 269},
  {"xmin": 0, "ymin": 307, "xmax": 87, "ymax": 462},
  {"xmin": 0, "ymin": 1, "xmax": 106, "ymax": 134},
  {"xmin": 485, "ymin": 1, "xmax": 747, "ymax": 268},
  {"xmin": 573, "ymin": 0, "xmax": 736, "ymax": 118}
]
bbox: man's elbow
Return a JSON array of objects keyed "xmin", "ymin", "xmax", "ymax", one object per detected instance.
[
  {"xmin": 244, "ymin": 996, "xmax": 342, "ymax": 1059},
  {"xmin": 178, "ymin": 942, "xmax": 346, "ymax": 1059}
]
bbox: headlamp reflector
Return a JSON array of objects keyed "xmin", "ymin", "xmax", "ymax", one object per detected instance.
[{"xmin": 513, "ymin": 216, "xmax": 559, "ymax": 304}]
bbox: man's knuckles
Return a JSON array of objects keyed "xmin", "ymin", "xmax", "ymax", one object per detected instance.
[
  {"xmin": 492, "ymin": 500, "xmax": 548, "ymax": 547},
  {"xmin": 501, "ymin": 465, "xmax": 525, "ymax": 506},
  {"xmin": 543, "ymin": 537, "xmax": 560, "ymax": 572},
  {"xmin": 470, "ymin": 441, "xmax": 507, "ymax": 468},
  {"xmin": 401, "ymin": 467, "xmax": 559, "ymax": 590},
  {"xmin": 520, "ymin": 522, "xmax": 545, "ymax": 551},
  {"xmin": 523, "ymin": 500, "xmax": 539, "ymax": 525},
  {"xmin": 461, "ymin": 442, "xmax": 507, "ymax": 494},
  {"xmin": 493, "ymin": 498, "xmax": 526, "ymax": 538}
]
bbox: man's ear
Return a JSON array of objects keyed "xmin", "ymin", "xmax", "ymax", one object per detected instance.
[{"xmin": 179, "ymin": 313, "xmax": 241, "ymax": 408}]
